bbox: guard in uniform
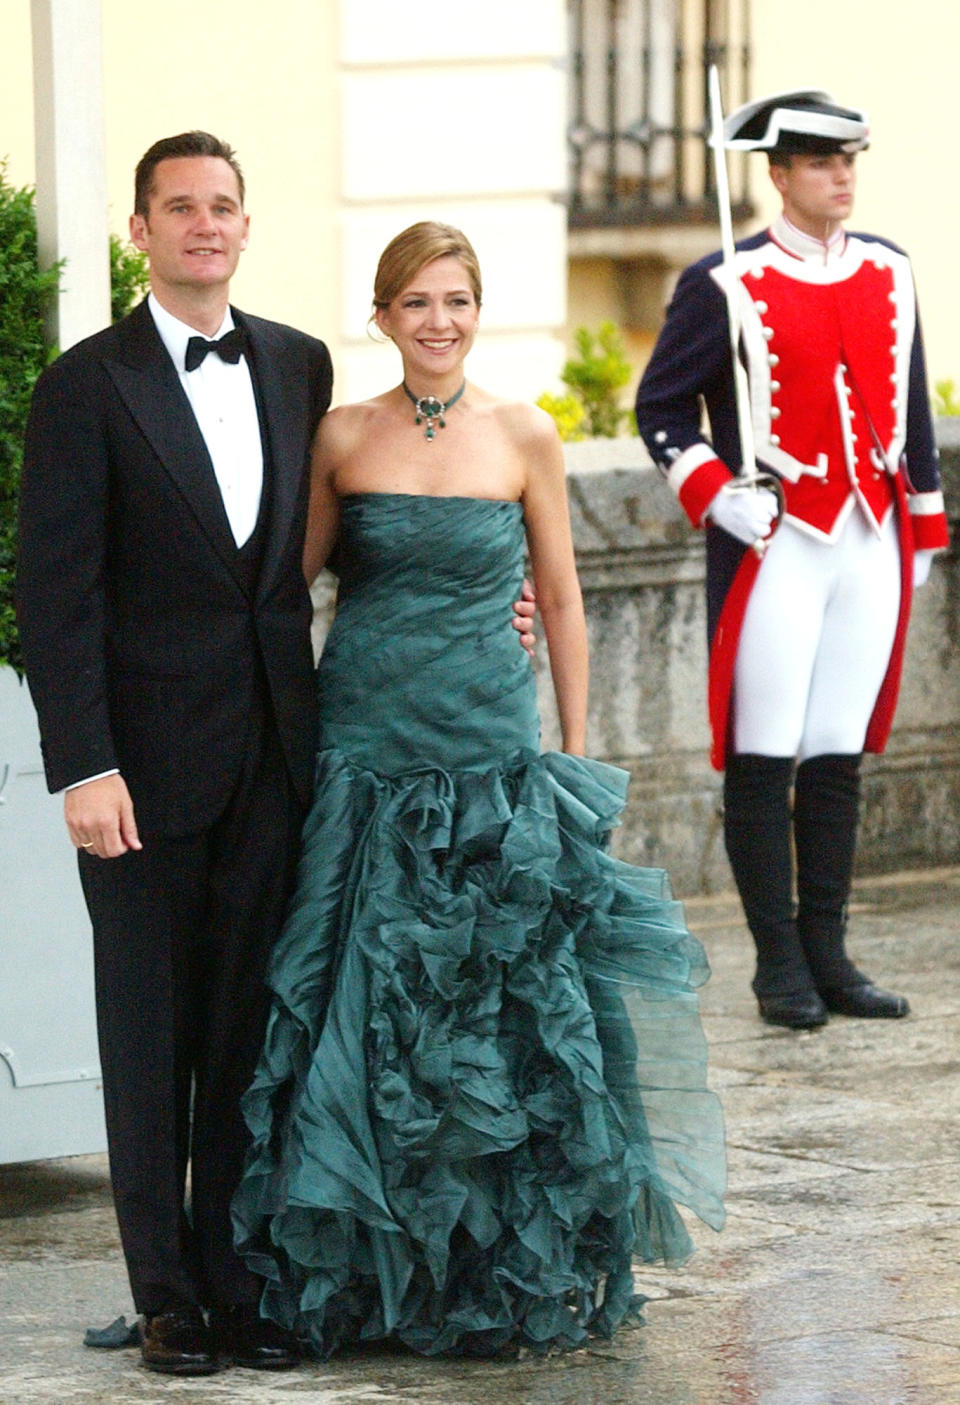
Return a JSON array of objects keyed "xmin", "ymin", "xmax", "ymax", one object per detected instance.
[{"xmin": 636, "ymin": 90, "xmax": 949, "ymax": 1029}]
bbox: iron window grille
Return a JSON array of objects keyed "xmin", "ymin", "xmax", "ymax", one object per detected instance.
[{"xmin": 567, "ymin": 0, "xmax": 753, "ymax": 227}]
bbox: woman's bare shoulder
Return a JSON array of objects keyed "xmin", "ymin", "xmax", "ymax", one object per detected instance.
[
  {"xmin": 481, "ymin": 399, "xmax": 562, "ymax": 480},
  {"xmin": 490, "ymin": 397, "xmax": 560, "ymax": 450},
  {"xmin": 315, "ymin": 397, "xmax": 389, "ymax": 452}
]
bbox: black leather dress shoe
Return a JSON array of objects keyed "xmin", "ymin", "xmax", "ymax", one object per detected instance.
[
  {"xmin": 140, "ymin": 1308, "xmax": 218, "ymax": 1375},
  {"xmin": 757, "ymin": 992, "xmax": 829, "ymax": 1030},
  {"xmin": 210, "ymin": 1305, "xmax": 300, "ymax": 1370},
  {"xmin": 821, "ymin": 982, "xmax": 910, "ymax": 1018}
]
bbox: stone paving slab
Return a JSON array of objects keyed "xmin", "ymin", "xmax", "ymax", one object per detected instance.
[{"xmin": 2, "ymin": 868, "xmax": 959, "ymax": 1404}]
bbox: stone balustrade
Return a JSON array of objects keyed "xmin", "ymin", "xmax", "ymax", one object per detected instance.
[
  {"xmin": 313, "ymin": 425, "xmax": 960, "ymax": 895},
  {"xmin": 306, "ymin": 420, "xmax": 960, "ymax": 894},
  {"xmin": 549, "ymin": 426, "xmax": 960, "ymax": 894}
]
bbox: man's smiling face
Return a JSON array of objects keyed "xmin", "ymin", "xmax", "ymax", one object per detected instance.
[{"xmin": 129, "ymin": 155, "xmax": 249, "ymax": 303}]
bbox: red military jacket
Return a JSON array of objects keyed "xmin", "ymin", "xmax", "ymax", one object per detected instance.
[
  {"xmin": 636, "ymin": 215, "xmax": 949, "ymax": 766},
  {"xmin": 735, "ymin": 219, "xmax": 945, "ymax": 543}
]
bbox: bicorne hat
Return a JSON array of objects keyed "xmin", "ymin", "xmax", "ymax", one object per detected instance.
[{"xmin": 724, "ymin": 89, "xmax": 869, "ymax": 155}]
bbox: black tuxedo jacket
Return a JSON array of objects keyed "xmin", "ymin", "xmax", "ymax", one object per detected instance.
[{"xmin": 17, "ymin": 299, "xmax": 333, "ymax": 836}]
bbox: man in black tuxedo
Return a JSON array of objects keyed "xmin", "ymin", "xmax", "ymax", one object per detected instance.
[{"xmin": 17, "ymin": 132, "xmax": 331, "ymax": 1375}]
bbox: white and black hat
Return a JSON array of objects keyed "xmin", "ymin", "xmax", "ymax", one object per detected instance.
[{"xmin": 724, "ymin": 89, "xmax": 870, "ymax": 155}]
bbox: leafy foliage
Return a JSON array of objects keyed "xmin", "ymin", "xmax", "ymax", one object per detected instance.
[
  {"xmin": 933, "ymin": 379, "xmax": 960, "ymax": 417},
  {"xmin": 535, "ymin": 391, "xmax": 587, "ymax": 443},
  {"xmin": 0, "ymin": 172, "xmax": 148, "ymax": 669},
  {"xmin": 539, "ymin": 321, "xmax": 637, "ymax": 440},
  {"xmin": 0, "ymin": 166, "xmax": 61, "ymax": 670},
  {"xmin": 110, "ymin": 233, "xmax": 149, "ymax": 322}
]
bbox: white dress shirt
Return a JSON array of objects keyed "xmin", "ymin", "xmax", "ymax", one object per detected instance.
[{"xmin": 148, "ymin": 293, "xmax": 264, "ymax": 546}]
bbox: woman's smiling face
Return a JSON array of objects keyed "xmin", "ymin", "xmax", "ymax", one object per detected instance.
[{"xmin": 376, "ymin": 255, "xmax": 479, "ymax": 383}]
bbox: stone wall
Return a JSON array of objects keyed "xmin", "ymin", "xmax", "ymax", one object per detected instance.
[
  {"xmin": 532, "ymin": 426, "xmax": 960, "ymax": 896},
  {"xmin": 307, "ymin": 425, "xmax": 960, "ymax": 897}
]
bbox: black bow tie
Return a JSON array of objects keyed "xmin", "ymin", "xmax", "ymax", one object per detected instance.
[{"xmin": 184, "ymin": 326, "xmax": 247, "ymax": 373}]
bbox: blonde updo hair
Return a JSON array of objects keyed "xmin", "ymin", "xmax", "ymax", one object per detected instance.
[{"xmin": 372, "ymin": 222, "xmax": 483, "ymax": 313}]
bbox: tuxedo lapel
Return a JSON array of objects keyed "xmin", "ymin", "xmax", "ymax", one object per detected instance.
[
  {"xmin": 237, "ymin": 311, "xmax": 312, "ymax": 595},
  {"xmin": 103, "ymin": 302, "xmax": 244, "ymax": 584}
]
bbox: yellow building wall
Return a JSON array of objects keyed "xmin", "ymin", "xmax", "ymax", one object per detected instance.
[
  {"xmin": 566, "ymin": 1, "xmax": 960, "ymax": 396},
  {"xmin": 2, "ymin": 1, "xmax": 339, "ymax": 351},
  {"xmin": 4, "ymin": 1, "xmax": 567, "ymax": 406},
  {"xmin": 2, "ymin": 5, "xmax": 36, "ymax": 189},
  {"xmin": 5, "ymin": 3, "xmax": 956, "ymax": 392},
  {"xmin": 101, "ymin": 0, "xmax": 339, "ymax": 346},
  {"xmin": 750, "ymin": 0, "xmax": 959, "ymax": 388}
]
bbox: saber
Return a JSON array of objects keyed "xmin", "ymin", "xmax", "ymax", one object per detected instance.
[{"xmin": 708, "ymin": 65, "xmax": 784, "ymax": 556}]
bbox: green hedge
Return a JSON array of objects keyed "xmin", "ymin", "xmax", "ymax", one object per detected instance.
[
  {"xmin": 0, "ymin": 167, "xmax": 60, "ymax": 670},
  {"xmin": 0, "ymin": 165, "xmax": 148, "ymax": 669}
]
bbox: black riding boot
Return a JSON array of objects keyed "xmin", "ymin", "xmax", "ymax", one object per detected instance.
[
  {"xmin": 793, "ymin": 753, "xmax": 864, "ymax": 989},
  {"xmin": 793, "ymin": 753, "xmax": 909, "ymax": 1017},
  {"xmin": 723, "ymin": 754, "xmax": 825, "ymax": 1027}
]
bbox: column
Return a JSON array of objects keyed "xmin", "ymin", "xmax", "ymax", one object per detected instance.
[{"xmin": 31, "ymin": 0, "xmax": 111, "ymax": 351}]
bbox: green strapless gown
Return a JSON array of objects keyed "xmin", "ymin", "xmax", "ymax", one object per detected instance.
[{"xmin": 233, "ymin": 493, "xmax": 725, "ymax": 1358}]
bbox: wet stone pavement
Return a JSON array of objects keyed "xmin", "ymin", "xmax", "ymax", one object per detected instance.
[{"xmin": 1, "ymin": 867, "xmax": 959, "ymax": 1405}]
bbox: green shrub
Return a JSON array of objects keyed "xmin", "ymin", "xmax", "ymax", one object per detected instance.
[
  {"xmin": 933, "ymin": 379, "xmax": 960, "ymax": 417},
  {"xmin": 0, "ymin": 166, "xmax": 61, "ymax": 671},
  {"xmin": 0, "ymin": 169, "xmax": 149, "ymax": 670},
  {"xmin": 539, "ymin": 321, "xmax": 638, "ymax": 440},
  {"xmin": 535, "ymin": 391, "xmax": 587, "ymax": 443},
  {"xmin": 110, "ymin": 233, "xmax": 149, "ymax": 322}
]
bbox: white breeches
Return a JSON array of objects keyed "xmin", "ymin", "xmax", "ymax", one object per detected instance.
[{"xmin": 732, "ymin": 510, "xmax": 901, "ymax": 760}]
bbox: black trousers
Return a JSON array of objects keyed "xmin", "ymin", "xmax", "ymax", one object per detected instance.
[{"xmin": 80, "ymin": 706, "xmax": 305, "ymax": 1315}]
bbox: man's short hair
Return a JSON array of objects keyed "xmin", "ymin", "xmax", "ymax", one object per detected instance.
[{"xmin": 134, "ymin": 132, "xmax": 245, "ymax": 217}]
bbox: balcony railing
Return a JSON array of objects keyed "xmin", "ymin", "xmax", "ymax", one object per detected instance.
[{"xmin": 567, "ymin": 0, "xmax": 752, "ymax": 228}]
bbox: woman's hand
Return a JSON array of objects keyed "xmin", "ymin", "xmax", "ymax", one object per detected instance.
[
  {"xmin": 302, "ymin": 413, "xmax": 345, "ymax": 584},
  {"xmin": 512, "ymin": 578, "xmax": 536, "ymax": 657},
  {"xmin": 519, "ymin": 408, "xmax": 588, "ymax": 754}
]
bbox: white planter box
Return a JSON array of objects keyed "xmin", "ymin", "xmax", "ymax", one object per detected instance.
[{"xmin": 0, "ymin": 665, "xmax": 105, "ymax": 1163}]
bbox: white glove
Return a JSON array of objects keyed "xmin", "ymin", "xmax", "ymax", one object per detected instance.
[
  {"xmin": 913, "ymin": 549, "xmax": 935, "ymax": 589},
  {"xmin": 707, "ymin": 485, "xmax": 779, "ymax": 545}
]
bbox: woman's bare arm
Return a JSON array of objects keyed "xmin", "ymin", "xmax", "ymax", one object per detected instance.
[
  {"xmin": 302, "ymin": 412, "xmax": 346, "ymax": 586},
  {"xmin": 517, "ymin": 408, "xmax": 588, "ymax": 755}
]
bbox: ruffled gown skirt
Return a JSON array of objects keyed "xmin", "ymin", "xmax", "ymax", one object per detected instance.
[{"xmin": 233, "ymin": 494, "xmax": 725, "ymax": 1358}]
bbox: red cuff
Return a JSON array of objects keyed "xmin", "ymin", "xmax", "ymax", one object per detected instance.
[
  {"xmin": 673, "ymin": 456, "xmax": 735, "ymax": 528},
  {"xmin": 910, "ymin": 511, "xmax": 949, "ymax": 551}
]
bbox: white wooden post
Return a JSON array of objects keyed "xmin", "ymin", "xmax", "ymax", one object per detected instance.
[{"xmin": 30, "ymin": 0, "xmax": 111, "ymax": 351}]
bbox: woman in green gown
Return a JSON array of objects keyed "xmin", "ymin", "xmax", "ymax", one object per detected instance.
[{"xmin": 233, "ymin": 222, "xmax": 726, "ymax": 1359}]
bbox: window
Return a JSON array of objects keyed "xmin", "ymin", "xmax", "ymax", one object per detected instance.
[{"xmin": 567, "ymin": 0, "xmax": 752, "ymax": 227}]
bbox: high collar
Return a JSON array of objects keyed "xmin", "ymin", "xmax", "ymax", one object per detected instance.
[{"xmin": 770, "ymin": 213, "xmax": 847, "ymax": 266}]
